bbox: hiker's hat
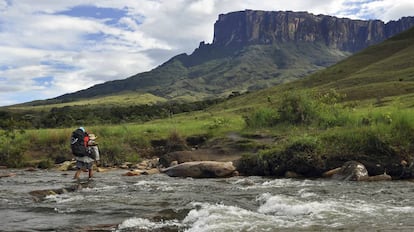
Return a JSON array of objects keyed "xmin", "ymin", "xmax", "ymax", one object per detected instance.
[{"xmin": 89, "ymin": 134, "xmax": 97, "ymax": 140}]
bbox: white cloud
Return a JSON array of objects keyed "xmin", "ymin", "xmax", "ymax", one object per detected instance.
[{"xmin": 0, "ymin": 0, "xmax": 413, "ymax": 106}]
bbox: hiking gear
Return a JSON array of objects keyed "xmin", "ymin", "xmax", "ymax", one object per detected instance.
[
  {"xmin": 88, "ymin": 147, "xmax": 97, "ymax": 159},
  {"xmin": 71, "ymin": 128, "xmax": 88, "ymax": 157}
]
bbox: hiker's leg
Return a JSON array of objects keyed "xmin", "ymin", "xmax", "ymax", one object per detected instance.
[
  {"xmin": 73, "ymin": 160, "xmax": 83, "ymax": 179},
  {"xmin": 89, "ymin": 169, "xmax": 93, "ymax": 179},
  {"xmin": 74, "ymin": 170, "xmax": 81, "ymax": 179},
  {"xmin": 87, "ymin": 162, "xmax": 93, "ymax": 178}
]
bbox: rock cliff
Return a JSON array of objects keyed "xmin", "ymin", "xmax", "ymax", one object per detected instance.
[
  {"xmin": 45, "ymin": 10, "xmax": 414, "ymax": 103},
  {"xmin": 211, "ymin": 10, "xmax": 414, "ymax": 52}
]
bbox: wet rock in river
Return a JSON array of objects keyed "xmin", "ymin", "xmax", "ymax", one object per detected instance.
[
  {"xmin": 330, "ymin": 160, "xmax": 392, "ymax": 181},
  {"xmin": 332, "ymin": 161, "xmax": 369, "ymax": 181},
  {"xmin": 161, "ymin": 161, "xmax": 236, "ymax": 178}
]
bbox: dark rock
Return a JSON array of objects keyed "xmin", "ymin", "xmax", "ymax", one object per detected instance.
[
  {"xmin": 29, "ymin": 186, "xmax": 78, "ymax": 201},
  {"xmin": 29, "ymin": 182, "xmax": 91, "ymax": 201},
  {"xmin": 186, "ymin": 134, "xmax": 208, "ymax": 147}
]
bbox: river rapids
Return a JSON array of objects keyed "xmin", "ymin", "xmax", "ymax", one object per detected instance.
[{"xmin": 1, "ymin": 169, "xmax": 414, "ymax": 231}]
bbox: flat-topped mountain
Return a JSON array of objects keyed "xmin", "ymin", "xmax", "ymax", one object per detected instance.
[
  {"xmin": 30, "ymin": 10, "xmax": 414, "ymax": 105},
  {"xmin": 213, "ymin": 10, "xmax": 414, "ymax": 52}
]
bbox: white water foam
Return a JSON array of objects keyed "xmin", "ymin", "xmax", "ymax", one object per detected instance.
[
  {"xmin": 232, "ymin": 177, "xmax": 325, "ymax": 190},
  {"xmin": 45, "ymin": 194, "xmax": 85, "ymax": 204},
  {"xmin": 117, "ymin": 217, "xmax": 182, "ymax": 231},
  {"xmin": 182, "ymin": 202, "xmax": 286, "ymax": 231},
  {"xmin": 81, "ymin": 185, "xmax": 120, "ymax": 192},
  {"xmin": 262, "ymin": 178, "xmax": 324, "ymax": 188},
  {"xmin": 298, "ymin": 188, "xmax": 318, "ymax": 198},
  {"xmin": 387, "ymin": 206, "xmax": 414, "ymax": 213},
  {"xmin": 133, "ymin": 180, "xmax": 175, "ymax": 192},
  {"xmin": 257, "ymin": 193, "xmax": 330, "ymax": 216},
  {"xmin": 256, "ymin": 191, "xmax": 396, "ymax": 228}
]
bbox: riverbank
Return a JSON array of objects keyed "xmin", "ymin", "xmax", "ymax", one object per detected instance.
[
  {"xmin": 1, "ymin": 95, "xmax": 414, "ymax": 181},
  {"xmin": 1, "ymin": 128, "xmax": 412, "ymax": 181}
]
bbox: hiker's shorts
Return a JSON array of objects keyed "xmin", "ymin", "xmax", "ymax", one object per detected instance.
[{"xmin": 76, "ymin": 160, "xmax": 93, "ymax": 170}]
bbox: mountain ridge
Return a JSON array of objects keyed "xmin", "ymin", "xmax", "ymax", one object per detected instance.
[
  {"xmin": 21, "ymin": 10, "xmax": 414, "ymax": 106},
  {"xmin": 213, "ymin": 10, "xmax": 414, "ymax": 52}
]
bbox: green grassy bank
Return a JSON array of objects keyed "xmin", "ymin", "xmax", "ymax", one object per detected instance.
[{"xmin": 0, "ymin": 110, "xmax": 245, "ymax": 168}]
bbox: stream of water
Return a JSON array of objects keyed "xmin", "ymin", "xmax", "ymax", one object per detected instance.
[{"xmin": 1, "ymin": 169, "xmax": 414, "ymax": 231}]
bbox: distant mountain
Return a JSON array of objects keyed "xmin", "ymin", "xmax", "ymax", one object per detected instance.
[{"xmin": 39, "ymin": 10, "xmax": 414, "ymax": 105}]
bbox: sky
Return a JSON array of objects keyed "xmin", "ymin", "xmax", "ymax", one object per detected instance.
[{"xmin": 0, "ymin": 0, "xmax": 413, "ymax": 107}]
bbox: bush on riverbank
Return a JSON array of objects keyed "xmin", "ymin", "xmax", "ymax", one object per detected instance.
[{"xmin": 239, "ymin": 91, "xmax": 414, "ymax": 178}]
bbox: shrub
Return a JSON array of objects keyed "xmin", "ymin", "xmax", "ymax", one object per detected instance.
[
  {"xmin": 165, "ymin": 130, "xmax": 189, "ymax": 152},
  {"xmin": 277, "ymin": 91, "xmax": 318, "ymax": 125},
  {"xmin": 0, "ymin": 120, "xmax": 28, "ymax": 167},
  {"xmin": 37, "ymin": 159, "xmax": 54, "ymax": 169},
  {"xmin": 237, "ymin": 136, "xmax": 324, "ymax": 177},
  {"xmin": 244, "ymin": 90, "xmax": 348, "ymax": 128},
  {"xmin": 244, "ymin": 108, "xmax": 279, "ymax": 128}
]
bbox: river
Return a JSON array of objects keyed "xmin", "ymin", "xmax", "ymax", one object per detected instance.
[{"xmin": 1, "ymin": 169, "xmax": 414, "ymax": 231}]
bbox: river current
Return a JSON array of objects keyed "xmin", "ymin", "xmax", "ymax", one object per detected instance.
[{"xmin": 1, "ymin": 169, "xmax": 414, "ymax": 231}]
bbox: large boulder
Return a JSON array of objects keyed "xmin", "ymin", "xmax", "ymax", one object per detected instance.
[
  {"xmin": 332, "ymin": 161, "xmax": 369, "ymax": 181},
  {"xmin": 161, "ymin": 161, "xmax": 236, "ymax": 178},
  {"xmin": 329, "ymin": 161, "xmax": 392, "ymax": 181},
  {"xmin": 159, "ymin": 149, "xmax": 241, "ymax": 168}
]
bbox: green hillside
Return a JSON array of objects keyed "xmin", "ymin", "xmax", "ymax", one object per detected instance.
[
  {"xmin": 302, "ymin": 26, "xmax": 414, "ymax": 101},
  {"xmin": 33, "ymin": 42, "xmax": 348, "ymax": 106},
  {"xmin": 7, "ymin": 92, "xmax": 167, "ymax": 111},
  {"xmin": 220, "ymin": 26, "xmax": 414, "ymax": 110}
]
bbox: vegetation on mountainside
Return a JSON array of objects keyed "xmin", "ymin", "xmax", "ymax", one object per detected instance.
[
  {"xmin": 18, "ymin": 41, "xmax": 348, "ymax": 106},
  {"xmin": 11, "ymin": 92, "xmax": 167, "ymax": 110},
  {"xmin": 299, "ymin": 27, "xmax": 414, "ymax": 100},
  {"xmin": 0, "ymin": 98, "xmax": 225, "ymax": 129}
]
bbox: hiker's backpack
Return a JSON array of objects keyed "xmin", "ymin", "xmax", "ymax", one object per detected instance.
[{"xmin": 70, "ymin": 129, "xmax": 88, "ymax": 157}]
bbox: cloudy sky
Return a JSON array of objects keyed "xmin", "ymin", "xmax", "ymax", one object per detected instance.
[{"xmin": 0, "ymin": 0, "xmax": 413, "ymax": 106}]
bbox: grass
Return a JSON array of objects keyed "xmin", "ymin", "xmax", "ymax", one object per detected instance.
[
  {"xmin": 1, "ymin": 110, "xmax": 245, "ymax": 167},
  {"xmin": 9, "ymin": 92, "xmax": 167, "ymax": 111}
]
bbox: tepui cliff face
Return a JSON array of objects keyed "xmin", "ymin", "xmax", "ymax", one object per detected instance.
[
  {"xmin": 51, "ymin": 10, "xmax": 414, "ymax": 102},
  {"xmin": 211, "ymin": 10, "xmax": 414, "ymax": 52}
]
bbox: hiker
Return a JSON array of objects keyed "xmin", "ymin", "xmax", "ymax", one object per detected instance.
[
  {"xmin": 71, "ymin": 127, "xmax": 95, "ymax": 179},
  {"xmin": 87, "ymin": 133, "xmax": 100, "ymax": 167}
]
